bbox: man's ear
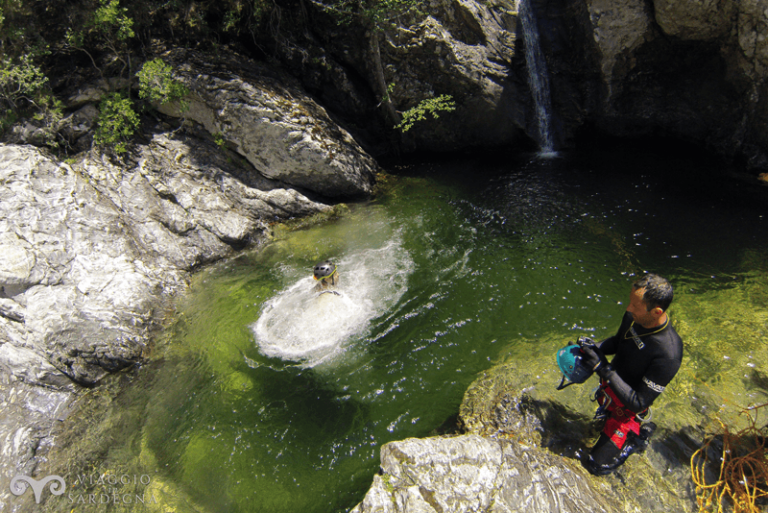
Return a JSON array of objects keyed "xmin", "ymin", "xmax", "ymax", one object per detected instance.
[{"xmin": 652, "ymin": 307, "xmax": 664, "ymax": 317}]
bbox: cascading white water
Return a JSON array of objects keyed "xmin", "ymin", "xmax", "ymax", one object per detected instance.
[
  {"xmin": 251, "ymin": 237, "xmax": 413, "ymax": 367},
  {"xmin": 519, "ymin": 0, "xmax": 556, "ymax": 155}
]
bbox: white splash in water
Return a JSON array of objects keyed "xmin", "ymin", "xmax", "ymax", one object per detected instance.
[{"xmin": 252, "ymin": 238, "xmax": 413, "ymax": 367}]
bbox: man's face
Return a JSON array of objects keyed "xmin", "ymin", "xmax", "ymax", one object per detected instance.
[{"xmin": 626, "ymin": 287, "xmax": 658, "ymax": 327}]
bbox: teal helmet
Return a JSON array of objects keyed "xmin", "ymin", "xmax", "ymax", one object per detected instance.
[{"xmin": 556, "ymin": 343, "xmax": 594, "ymax": 390}]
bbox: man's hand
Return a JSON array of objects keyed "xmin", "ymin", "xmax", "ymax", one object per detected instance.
[{"xmin": 580, "ymin": 342, "xmax": 608, "ymax": 372}]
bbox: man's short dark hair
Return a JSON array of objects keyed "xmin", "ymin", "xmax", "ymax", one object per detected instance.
[{"xmin": 633, "ymin": 274, "xmax": 673, "ymax": 311}]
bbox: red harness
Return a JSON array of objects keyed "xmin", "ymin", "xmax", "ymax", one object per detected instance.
[{"xmin": 596, "ymin": 382, "xmax": 646, "ymax": 449}]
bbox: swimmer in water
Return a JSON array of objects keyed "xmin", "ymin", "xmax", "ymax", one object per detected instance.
[{"xmin": 313, "ymin": 261, "xmax": 340, "ymax": 292}]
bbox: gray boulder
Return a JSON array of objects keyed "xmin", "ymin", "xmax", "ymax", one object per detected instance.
[{"xmin": 156, "ymin": 49, "xmax": 379, "ymax": 198}]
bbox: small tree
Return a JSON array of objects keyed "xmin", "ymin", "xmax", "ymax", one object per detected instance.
[
  {"xmin": 0, "ymin": 53, "xmax": 63, "ymax": 146},
  {"xmin": 0, "ymin": 53, "xmax": 49, "ymax": 114},
  {"xmin": 66, "ymin": 0, "xmax": 135, "ymax": 81}
]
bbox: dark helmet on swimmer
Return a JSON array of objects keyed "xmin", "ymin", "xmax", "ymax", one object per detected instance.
[
  {"xmin": 313, "ymin": 261, "xmax": 337, "ymax": 281},
  {"xmin": 555, "ymin": 337, "xmax": 595, "ymax": 390}
]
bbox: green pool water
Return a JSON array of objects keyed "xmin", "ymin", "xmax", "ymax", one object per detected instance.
[{"xmin": 42, "ymin": 142, "xmax": 768, "ymax": 512}]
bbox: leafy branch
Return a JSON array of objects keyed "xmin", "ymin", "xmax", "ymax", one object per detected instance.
[{"xmin": 395, "ymin": 94, "xmax": 456, "ymax": 132}]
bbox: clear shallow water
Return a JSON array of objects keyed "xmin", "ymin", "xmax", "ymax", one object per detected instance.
[{"xmin": 41, "ymin": 142, "xmax": 768, "ymax": 513}]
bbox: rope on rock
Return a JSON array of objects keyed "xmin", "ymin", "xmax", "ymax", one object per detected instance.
[{"xmin": 691, "ymin": 402, "xmax": 768, "ymax": 513}]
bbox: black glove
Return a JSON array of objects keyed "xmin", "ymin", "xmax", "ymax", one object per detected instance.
[{"xmin": 580, "ymin": 342, "xmax": 608, "ymax": 372}]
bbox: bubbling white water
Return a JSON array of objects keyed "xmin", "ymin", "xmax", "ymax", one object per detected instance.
[{"xmin": 251, "ymin": 238, "xmax": 413, "ymax": 367}]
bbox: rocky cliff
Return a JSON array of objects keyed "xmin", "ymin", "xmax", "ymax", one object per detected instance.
[{"xmin": 277, "ymin": 0, "xmax": 768, "ymax": 169}]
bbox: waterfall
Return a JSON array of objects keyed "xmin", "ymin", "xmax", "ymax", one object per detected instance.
[{"xmin": 519, "ymin": 0, "xmax": 556, "ymax": 155}]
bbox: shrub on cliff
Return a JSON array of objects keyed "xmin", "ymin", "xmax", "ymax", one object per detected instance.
[
  {"xmin": 94, "ymin": 92, "xmax": 140, "ymax": 153},
  {"xmin": 137, "ymin": 58, "xmax": 190, "ymax": 111}
]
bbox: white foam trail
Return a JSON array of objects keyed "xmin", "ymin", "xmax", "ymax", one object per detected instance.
[{"xmin": 252, "ymin": 238, "xmax": 413, "ymax": 367}]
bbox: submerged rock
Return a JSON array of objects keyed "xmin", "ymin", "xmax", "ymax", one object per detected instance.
[{"xmin": 0, "ymin": 381, "xmax": 73, "ymax": 481}]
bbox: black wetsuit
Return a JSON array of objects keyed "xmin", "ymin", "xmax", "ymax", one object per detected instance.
[
  {"xmin": 586, "ymin": 311, "xmax": 683, "ymax": 471},
  {"xmin": 598, "ymin": 311, "xmax": 683, "ymax": 412}
]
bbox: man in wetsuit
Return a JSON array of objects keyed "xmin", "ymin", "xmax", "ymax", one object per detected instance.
[{"xmin": 579, "ymin": 273, "xmax": 683, "ymax": 475}]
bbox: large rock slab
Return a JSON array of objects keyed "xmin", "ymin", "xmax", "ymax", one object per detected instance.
[
  {"xmin": 351, "ymin": 434, "xmax": 613, "ymax": 513},
  {"xmin": 376, "ymin": 0, "xmax": 525, "ymax": 149},
  {"xmin": 301, "ymin": 0, "xmax": 527, "ymax": 150},
  {"xmin": 0, "ymin": 145, "xmax": 159, "ymax": 386},
  {"xmin": 157, "ymin": 49, "xmax": 378, "ymax": 198},
  {"xmin": 654, "ymin": 0, "xmax": 734, "ymax": 41},
  {"xmin": 585, "ymin": 0, "xmax": 654, "ymax": 87}
]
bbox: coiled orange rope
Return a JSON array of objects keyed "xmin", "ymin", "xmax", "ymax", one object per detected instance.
[{"xmin": 691, "ymin": 403, "xmax": 768, "ymax": 513}]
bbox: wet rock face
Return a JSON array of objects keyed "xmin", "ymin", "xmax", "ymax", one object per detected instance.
[
  {"xmin": 653, "ymin": 0, "xmax": 734, "ymax": 41},
  {"xmin": 157, "ymin": 49, "xmax": 378, "ymax": 199},
  {"xmin": 277, "ymin": 0, "xmax": 530, "ymax": 152},
  {"xmin": 0, "ymin": 145, "xmax": 159, "ymax": 386},
  {"xmin": 0, "ymin": 381, "xmax": 73, "ymax": 494},
  {"xmin": 375, "ymin": 0, "xmax": 526, "ymax": 150},
  {"xmin": 541, "ymin": 0, "xmax": 768, "ymax": 166}
]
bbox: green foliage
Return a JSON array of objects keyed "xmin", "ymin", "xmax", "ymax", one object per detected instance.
[
  {"xmin": 0, "ymin": 51, "xmax": 63, "ymax": 147},
  {"xmin": 395, "ymin": 94, "xmax": 456, "ymax": 133},
  {"xmin": 137, "ymin": 58, "xmax": 189, "ymax": 110},
  {"xmin": 0, "ymin": 53, "xmax": 49, "ymax": 112},
  {"xmin": 94, "ymin": 92, "xmax": 140, "ymax": 153},
  {"xmin": 32, "ymin": 94, "xmax": 64, "ymax": 148},
  {"xmin": 213, "ymin": 132, "xmax": 226, "ymax": 148},
  {"xmin": 380, "ymin": 82, "xmax": 395, "ymax": 105},
  {"xmin": 0, "ymin": 1, "xmax": 34, "ymax": 57},
  {"xmin": 66, "ymin": 0, "xmax": 135, "ymax": 79},
  {"xmin": 0, "ymin": 108, "xmax": 17, "ymax": 134},
  {"xmin": 167, "ymin": 0, "xmax": 273, "ymax": 40},
  {"xmin": 223, "ymin": 8, "xmax": 241, "ymax": 33},
  {"xmin": 328, "ymin": 0, "xmax": 426, "ymax": 30},
  {"xmin": 92, "ymin": 0, "xmax": 135, "ymax": 41}
]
